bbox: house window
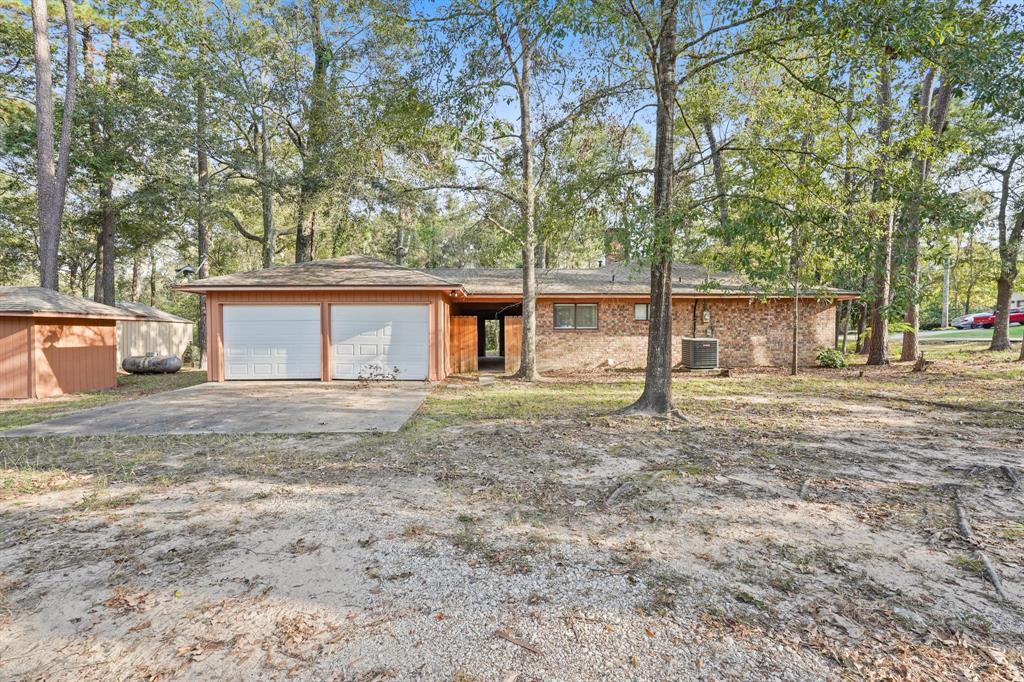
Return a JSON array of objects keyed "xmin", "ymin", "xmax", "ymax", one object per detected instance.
[
  {"xmin": 634, "ymin": 303, "xmax": 649, "ymax": 321},
  {"xmin": 553, "ymin": 303, "xmax": 598, "ymax": 330}
]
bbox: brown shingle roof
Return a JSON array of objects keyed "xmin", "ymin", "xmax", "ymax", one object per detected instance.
[
  {"xmin": 0, "ymin": 287, "xmax": 145, "ymax": 319},
  {"xmin": 175, "ymin": 255, "xmax": 857, "ymax": 298},
  {"xmin": 424, "ymin": 263, "xmax": 817, "ymax": 297},
  {"xmin": 176, "ymin": 255, "xmax": 461, "ymax": 291},
  {"xmin": 115, "ymin": 301, "xmax": 192, "ymax": 323}
]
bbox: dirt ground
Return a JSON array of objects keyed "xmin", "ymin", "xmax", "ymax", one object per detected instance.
[{"xmin": 1, "ymin": 344, "xmax": 1022, "ymax": 681}]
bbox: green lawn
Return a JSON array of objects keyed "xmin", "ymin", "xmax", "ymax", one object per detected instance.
[{"xmin": 0, "ymin": 370, "xmax": 207, "ymax": 431}]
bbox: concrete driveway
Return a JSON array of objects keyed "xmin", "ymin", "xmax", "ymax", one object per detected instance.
[{"xmin": 2, "ymin": 381, "xmax": 433, "ymax": 437}]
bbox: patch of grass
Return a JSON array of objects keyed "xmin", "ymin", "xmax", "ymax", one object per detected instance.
[
  {"xmin": 0, "ymin": 370, "xmax": 207, "ymax": 431},
  {"xmin": 74, "ymin": 490, "xmax": 142, "ymax": 512},
  {"xmin": 645, "ymin": 568, "xmax": 691, "ymax": 615},
  {"xmin": 767, "ymin": 573, "xmax": 801, "ymax": 595},
  {"xmin": 0, "ymin": 466, "xmax": 84, "ymax": 499},
  {"xmin": 407, "ymin": 380, "xmax": 641, "ymax": 435},
  {"xmin": 448, "ymin": 516, "xmax": 536, "ymax": 574},
  {"xmin": 953, "ymin": 555, "xmax": 985, "ymax": 575},
  {"xmin": 997, "ymin": 524, "xmax": 1024, "ymax": 540},
  {"xmin": 734, "ymin": 590, "xmax": 768, "ymax": 610}
]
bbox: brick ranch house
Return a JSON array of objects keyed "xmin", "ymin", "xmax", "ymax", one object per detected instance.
[{"xmin": 176, "ymin": 255, "xmax": 857, "ymax": 382}]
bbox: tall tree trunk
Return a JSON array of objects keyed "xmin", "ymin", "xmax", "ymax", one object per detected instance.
[
  {"xmin": 93, "ymin": 233, "xmax": 102, "ymax": 301},
  {"xmin": 258, "ymin": 107, "xmax": 276, "ymax": 268},
  {"xmin": 536, "ymin": 239, "xmax": 547, "ymax": 269},
  {"xmin": 81, "ymin": 261, "xmax": 91, "ymax": 297},
  {"xmin": 294, "ymin": 0, "xmax": 329, "ymax": 264},
  {"xmin": 991, "ymin": 276, "xmax": 1015, "ymax": 350},
  {"xmin": 901, "ymin": 73, "xmax": 953, "ymax": 361},
  {"xmin": 149, "ymin": 248, "xmax": 157, "ymax": 305},
  {"xmin": 514, "ymin": 18, "xmax": 539, "ymax": 381},
  {"xmin": 395, "ymin": 205, "xmax": 409, "ymax": 265},
  {"xmin": 703, "ymin": 117, "xmax": 729, "ymax": 242},
  {"xmin": 867, "ymin": 211, "xmax": 894, "ymax": 365},
  {"xmin": 131, "ymin": 252, "xmax": 142, "ymax": 301},
  {"xmin": 294, "ymin": 200, "xmax": 312, "ymax": 262},
  {"xmin": 989, "ymin": 155, "xmax": 1022, "ymax": 351},
  {"xmin": 32, "ymin": 0, "xmax": 78, "ymax": 289},
  {"xmin": 625, "ymin": 0, "xmax": 676, "ymax": 415},
  {"xmin": 98, "ymin": 28, "xmax": 121, "ymax": 305},
  {"xmin": 790, "ymin": 133, "xmax": 812, "ymax": 375},
  {"xmin": 867, "ymin": 54, "xmax": 893, "ymax": 366},
  {"xmin": 856, "ymin": 274, "xmax": 868, "ymax": 353},
  {"xmin": 791, "ymin": 222, "xmax": 800, "ymax": 376},
  {"xmin": 841, "ymin": 301, "xmax": 851, "ymax": 353},
  {"xmin": 197, "ymin": 75, "xmax": 210, "ymax": 368},
  {"xmin": 99, "ymin": 178, "xmax": 116, "ymax": 304}
]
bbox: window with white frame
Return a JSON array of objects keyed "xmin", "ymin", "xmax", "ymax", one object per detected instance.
[
  {"xmin": 553, "ymin": 303, "xmax": 598, "ymax": 329},
  {"xmin": 634, "ymin": 303, "xmax": 649, "ymax": 321}
]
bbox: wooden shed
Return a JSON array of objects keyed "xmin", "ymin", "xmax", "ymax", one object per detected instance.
[
  {"xmin": 115, "ymin": 301, "xmax": 194, "ymax": 369},
  {"xmin": 0, "ymin": 287, "xmax": 144, "ymax": 399}
]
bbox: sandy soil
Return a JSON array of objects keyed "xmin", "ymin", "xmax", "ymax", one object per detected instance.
[{"xmin": 1, "ymin": 355, "xmax": 1022, "ymax": 681}]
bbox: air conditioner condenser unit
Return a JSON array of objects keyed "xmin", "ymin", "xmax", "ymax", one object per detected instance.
[{"xmin": 681, "ymin": 337, "xmax": 719, "ymax": 369}]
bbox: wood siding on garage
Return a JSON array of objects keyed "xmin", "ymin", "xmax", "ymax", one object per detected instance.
[
  {"xmin": 450, "ymin": 315, "xmax": 478, "ymax": 374},
  {"xmin": 503, "ymin": 316, "xmax": 522, "ymax": 375},
  {"xmin": 32, "ymin": 319, "xmax": 118, "ymax": 397},
  {"xmin": 205, "ymin": 290, "xmax": 452, "ymax": 382},
  {"xmin": 0, "ymin": 317, "xmax": 33, "ymax": 399},
  {"xmin": 1, "ymin": 316, "xmax": 118, "ymax": 399}
]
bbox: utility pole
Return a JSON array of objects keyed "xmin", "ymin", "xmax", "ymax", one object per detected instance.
[{"xmin": 941, "ymin": 255, "xmax": 950, "ymax": 328}]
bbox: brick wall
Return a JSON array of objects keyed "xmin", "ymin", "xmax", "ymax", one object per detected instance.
[{"xmin": 535, "ymin": 297, "xmax": 835, "ymax": 371}]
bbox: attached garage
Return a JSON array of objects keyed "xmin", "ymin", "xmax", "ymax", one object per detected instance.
[
  {"xmin": 178, "ymin": 256, "xmax": 458, "ymax": 383},
  {"xmin": 222, "ymin": 305, "xmax": 321, "ymax": 380},
  {"xmin": 331, "ymin": 304, "xmax": 429, "ymax": 380}
]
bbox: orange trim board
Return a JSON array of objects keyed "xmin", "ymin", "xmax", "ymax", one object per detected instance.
[{"xmin": 458, "ymin": 293, "xmax": 860, "ymax": 302}]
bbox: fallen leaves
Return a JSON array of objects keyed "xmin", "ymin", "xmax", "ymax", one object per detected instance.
[{"xmin": 103, "ymin": 586, "xmax": 150, "ymax": 613}]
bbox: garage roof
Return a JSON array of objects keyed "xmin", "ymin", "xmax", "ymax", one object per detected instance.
[
  {"xmin": 176, "ymin": 255, "xmax": 461, "ymax": 291},
  {"xmin": 0, "ymin": 287, "xmax": 145, "ymax": 319}
]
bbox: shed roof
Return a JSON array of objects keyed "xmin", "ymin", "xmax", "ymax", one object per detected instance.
[
  {"xmin": 175, "ymin": 255, "xmax": 461, "ymax": 291},
  {"xmin": 115, "ymin": 301, "xmax": 192, "ymax": 324},
  {"xmin": 0, "ymin": 287, "xmax": 144, "ymax": 319}
]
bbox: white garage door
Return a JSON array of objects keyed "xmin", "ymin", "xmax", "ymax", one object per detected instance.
[
  {"xmin": 331, "ymin": 305, "xmax": 429, "ymax": 380},
  {"xmin": 222, "ymin": 305, "xmax": 321, "ymax": 380}
]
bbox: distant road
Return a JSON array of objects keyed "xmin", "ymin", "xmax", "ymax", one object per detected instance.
[{"xmin": 890, "ymin": 327, "xmax": 1024, "ymax": 342}]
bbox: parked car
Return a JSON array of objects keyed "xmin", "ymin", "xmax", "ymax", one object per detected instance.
[
  {"xmin": 969, "ymin": 308, "xmax": 1024, "ymax": 328},
  {"xmin": 952, "ymin": 311, "xmax": 992, "ymax": 329}
]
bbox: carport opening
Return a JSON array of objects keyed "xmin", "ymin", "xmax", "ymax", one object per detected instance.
[
  {"xmin": 481, "ymin": 319, "xmax": 502, "ymax": 372},
  {"xmin": 450, "ymin": 301, "xmax": 522, "ymax": 373}
]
